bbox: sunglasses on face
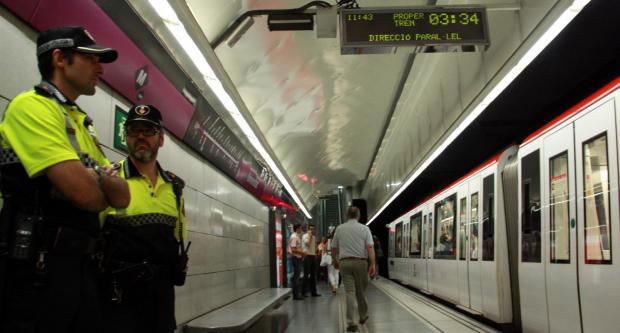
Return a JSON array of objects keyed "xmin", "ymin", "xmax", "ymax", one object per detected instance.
[{"xmin": 125, "ymin": 127, "xmax": 160, "ymax": 137}]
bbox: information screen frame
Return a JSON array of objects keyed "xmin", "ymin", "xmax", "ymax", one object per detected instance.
[{"xmin": 340, "ymin": 6, "xmax": 490, "ymax": 48}]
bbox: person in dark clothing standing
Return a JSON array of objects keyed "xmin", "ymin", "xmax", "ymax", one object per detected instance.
[
  {"xmin": 99, "ymin": 105, "xmax": 188, "ymax": 333},
  {"xmin": 0, "ymin": 26, "xmax": 129, "ymax": 333},
  {"xmin": 302, "ymin": 224, "xmax": 320, "ymax": 297}
]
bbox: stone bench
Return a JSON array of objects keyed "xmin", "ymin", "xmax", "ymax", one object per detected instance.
[{"xmin": 183, "ymin": 288, "xmax": 292, "ymax": 333}]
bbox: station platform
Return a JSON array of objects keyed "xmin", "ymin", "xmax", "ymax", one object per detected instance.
[{"xmin": 242, "ymin": 278, "xmax": 500, "ymax": 333}]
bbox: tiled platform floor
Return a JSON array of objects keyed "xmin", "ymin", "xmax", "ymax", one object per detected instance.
[{"xmin": 244, "ymin": 278, "xmax": 500, "ymax": 333}]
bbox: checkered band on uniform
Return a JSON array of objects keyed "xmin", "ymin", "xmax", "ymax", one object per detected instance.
[
  {"xmin": 106, "ymin": 213, "xmax": 177, "ymax": 228},
  {"xmin": 0, "ymin": 148, "xmax": 99, "ymax": 168},
  {"xmin": 78, "ymin": 153, "xmax": 98, "ymax": 168},
  {"xmin": 0, "ymin": 147, "xmax": 20, "ymax": 166}
]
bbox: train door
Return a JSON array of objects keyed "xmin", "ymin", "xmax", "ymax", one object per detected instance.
[
  {"xmin": 395, "ymin": 221, "xmax": 403, "ymax": 280},
  {"xmin": 518, "ymin": 142, "xmax": 549, "ymax": 333},
  {"xmin": 468, "ymin": 177, "xmax": 483, "ymax": 312},
  {"xmin": 543, "ymin": 124, "xmax": 581, "ymax": 333},
  {"xmin": 410, "ymin": 211, "xmax": 423, "ymax": 289},
  {"xmin": 456, "ymin": 184, "xmax": 471, "ymax": 308},
  {"xmin": 421, "ymin": 209, "xmax": 431, "ymax": 292},
  {"xmin": 403, "ymin": 219, "xmax": 411, "ymax": 285},
  {"xmin": 388, "ymin": 225, "xmax": 395, "ymax": 277},
  {"xmin": 425, "ymin": 209, "xmax": 434, "ymax": 293},
  {"xmin": 575, "ymin": 99, "xmax": 620, "ymax": 332}
]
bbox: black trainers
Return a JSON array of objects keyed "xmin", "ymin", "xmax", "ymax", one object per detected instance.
[{"xmin": 311, "ymin": 293, "xmax": 321, "ymax": 297}]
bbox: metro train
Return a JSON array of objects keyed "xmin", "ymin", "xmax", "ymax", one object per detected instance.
[{"xmin": 388, "ymin": 76, "xmax": 620, "ymax": 332}]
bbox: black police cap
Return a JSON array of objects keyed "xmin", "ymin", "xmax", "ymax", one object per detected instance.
[
  {"xmin": 125, "ymin": 105, "xmax": 163, "ymax": 127},
  {"xmin": 37, "ymin": 26, "xmax": 118, "ymax": 63}
]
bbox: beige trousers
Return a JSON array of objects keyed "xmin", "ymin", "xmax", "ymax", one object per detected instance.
[{"xmin": 340, "ymin": 259, "xmax": 369, "ymax": 326}]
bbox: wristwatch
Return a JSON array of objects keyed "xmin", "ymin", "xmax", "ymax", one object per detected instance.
[{"xmin": 94, "ymin": 165, "xmax": 107, "ymax": 186}]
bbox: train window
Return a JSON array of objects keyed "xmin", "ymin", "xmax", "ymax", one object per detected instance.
[
  {"xmin": 483, "ymin": 175, "xmax": 495, "ymax": 261},
  {"xmin": 521, "ymin": 150, "xmax": 541, "ymax": 262},
  {"xmin": 434, "ymin": 194, "xmax": 457, "ymax": 259},
  {"xmin": 470, "ymin": 193, "xmax": 479, "ymax": 261},
  {"xmin": 410, "ymin": 213, "xmax": 422, "ymax": 256},
  {"xmin": 550, "ymin": 152, "xmax": 570, "ymax": 263},
  {"xmin": 582, "ymin": 133, "xmax": 612, "ymax": 264},
  {"xmin": 395, "ymin": 222, "xmax": 403, "ymax": 258},
  {"xmin": 459, "ymin": 197, "xmax": 467, "ymax": 260}
]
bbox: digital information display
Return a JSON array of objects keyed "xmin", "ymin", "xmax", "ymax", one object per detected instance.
[{"xmin": 340, "ymin": 6, "xmax": 489, "ymax": 48}]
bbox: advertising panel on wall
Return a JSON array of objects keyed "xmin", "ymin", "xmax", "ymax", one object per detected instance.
[{"xmin": 275, "ymin": 213, "xmax": 284, "ymax": 288}]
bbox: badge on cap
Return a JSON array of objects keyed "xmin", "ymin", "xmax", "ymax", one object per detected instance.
[
  {"xmin": 83, "ymin": 29, "xmax": 95, "ymax": 43},
  {"xmin": 136, "ymin": 105, "xmax": 150, "ymax": 116}
]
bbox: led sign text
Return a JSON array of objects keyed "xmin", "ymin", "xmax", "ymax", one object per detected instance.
[{"xmin": 340, "ymin": 7, "xmax": 489, "ymax": 48}]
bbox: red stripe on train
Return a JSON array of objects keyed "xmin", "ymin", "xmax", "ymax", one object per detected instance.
[{"xmin": 522, "ymin": 76, "xmax": 620, "ymax": 146}]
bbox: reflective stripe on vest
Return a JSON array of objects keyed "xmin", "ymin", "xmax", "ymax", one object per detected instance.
[{"xmin": 0, "ymin": 84, "xmax": 99, "ymax": 168}]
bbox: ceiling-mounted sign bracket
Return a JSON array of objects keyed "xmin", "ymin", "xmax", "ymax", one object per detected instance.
[{"xmin": 340, "ymin": 6, "xmax": 490, "ymax": 54}]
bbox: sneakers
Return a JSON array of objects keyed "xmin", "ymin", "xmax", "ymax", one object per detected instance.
[
  {"xmin": 346, "ymin": 325, "xmax": 359, "ymax": 332},
  {"xmin": 311, "ymin": 293, "xmax": 321, "ymax": 297}
]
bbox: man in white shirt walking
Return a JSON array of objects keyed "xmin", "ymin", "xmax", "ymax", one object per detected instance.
[{"xmin": 332, "ymin": 207, "xmax": 376, "ymax": 332}]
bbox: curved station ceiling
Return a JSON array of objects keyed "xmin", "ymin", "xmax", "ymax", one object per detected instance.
[{"xmin": 120, "ymin": 0, "xmax": 616, "ymax": 222}]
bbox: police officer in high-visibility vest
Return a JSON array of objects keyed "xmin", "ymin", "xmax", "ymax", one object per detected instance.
[
  {"xmin": 99, "ymin": 104, "xmax": 189, "ymax": 333},
  {"xmin": 0, "ymin": 26, "xmax": 130, "ymax": 333}
]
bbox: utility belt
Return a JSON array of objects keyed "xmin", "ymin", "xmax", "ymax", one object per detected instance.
[
  {"xmin": 102, "ymin": 257, "xmax": 169, "ymax": 304},
  {"xmin": 0, "ymin": 147, "xmax": 101, "ymax": 264},
  {"xmin": 3, "ymin": 204, "xmax": 100, "ymax": 260},
  {"xmin": 0, "ymin": 204, "xmax": 102, "ymax": 295}
]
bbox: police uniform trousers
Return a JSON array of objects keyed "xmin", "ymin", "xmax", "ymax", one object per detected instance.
[
  {"xmin": 101, "ymin": 265, "xmax": 175, "ymax": 333},
  {"xmin": 1, "ymin": 251, "xmax": 101, "ymax": 333}
]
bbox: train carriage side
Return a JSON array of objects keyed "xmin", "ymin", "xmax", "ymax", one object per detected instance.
[
  {"xmin": 387, "ymin": 77, "xmax": 620, "ymax": 331},
  {"xmin": 428, "ymin": 160, "xmax": 513, "ymax": 324},
  {"xmin": 388, "ymin": 157, "xmax": 514, "ymax": 324},
  {"xmin": 517, "ymin": 78, "xmax": 620, "ymax": 333}
]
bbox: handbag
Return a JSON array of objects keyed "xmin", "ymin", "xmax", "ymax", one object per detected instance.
[{"xmin": 320, "ymin": 252, "xmax": 332, "ymax": 267}]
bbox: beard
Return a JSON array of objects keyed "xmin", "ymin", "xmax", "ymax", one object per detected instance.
[{"xmin": 129, "ymin": 142, "xmax": 158, "ymax": 163}]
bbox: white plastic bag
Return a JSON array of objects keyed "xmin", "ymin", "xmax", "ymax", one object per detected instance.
[{"xmin": 320, "ymin": 253, "xmax": 332, "ymax": 267}]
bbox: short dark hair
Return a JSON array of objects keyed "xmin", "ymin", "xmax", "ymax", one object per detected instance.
[
  {"xmin": 38, "ymin": 49, "xmax": 75, "ymax": 81},
  {"xmin": 347, "ymin": 206, "xmax": 360, "ymax": 220},
  {"xmin": 293, "ymin": 223, "xmax": 302, "ymax": 231},
  {"xmin": 308, "ymin": 223, "xmax": 315, "ymax": 229}
]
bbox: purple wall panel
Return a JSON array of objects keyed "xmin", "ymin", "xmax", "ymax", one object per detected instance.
[
  {"xmin": 0, "ymin": 0, "xmax": 40, "ymax": 22},
  {"xmin": 1, "ymin": 0, "xmax": 291, "ymax": 209},
  {"xmin": 1, "ymin": 0, "xmax": 193, "ymax": 138}
]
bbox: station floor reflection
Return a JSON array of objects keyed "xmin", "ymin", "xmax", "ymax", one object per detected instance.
[{"xmin": 244, "ymin": 278, "xmax": 500, "ymax": 333}]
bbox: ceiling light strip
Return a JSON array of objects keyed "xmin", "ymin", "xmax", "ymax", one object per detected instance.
[
  {"xmin": 367, "ymin": 0, "xmax": 590, "ymax": 225},
  {"xmin": 148, "ymin": 0, "xmax": 312, "ymax": 218}
]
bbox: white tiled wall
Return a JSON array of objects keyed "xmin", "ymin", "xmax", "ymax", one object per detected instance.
[{"xmin": 0, "ymin": 8, "xmax": 270, "ymax": 327}]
